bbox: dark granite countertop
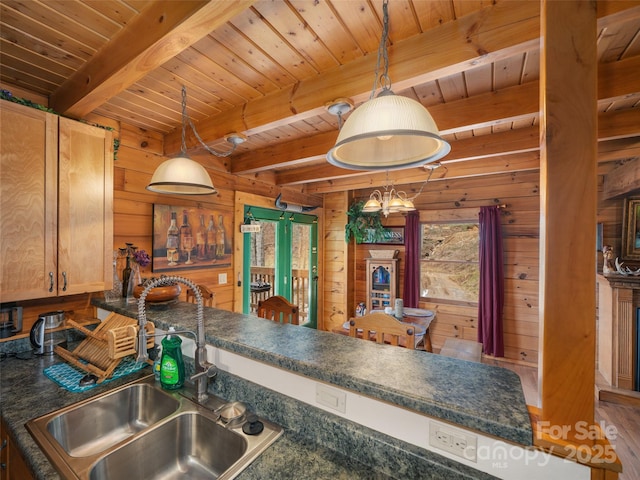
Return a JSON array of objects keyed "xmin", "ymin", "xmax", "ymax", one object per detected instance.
[
  {"xmin": 93, "ymin": 299, "xmax": 532, "ymax": 446},
  {"xmin": 0, "ymin": 352, "xmax": 400, "ymax": 479},
  {"xmin": 0, "ymin": 340, "xmax": 498, "ymax": 480}
]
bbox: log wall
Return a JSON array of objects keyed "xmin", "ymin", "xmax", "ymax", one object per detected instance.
[{"xmin": 2, "ymin": 86, "xmax": 637, "ymax": 370}]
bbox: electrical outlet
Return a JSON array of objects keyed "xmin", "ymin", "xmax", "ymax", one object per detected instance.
[{"xmin": 429, "ymin": 421, "xmax": 477, "ymax": 462}]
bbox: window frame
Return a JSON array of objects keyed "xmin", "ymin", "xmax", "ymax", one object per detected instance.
[{"xmin": 419, "ymin": 221, "xmax": 480, "ymax": 306}]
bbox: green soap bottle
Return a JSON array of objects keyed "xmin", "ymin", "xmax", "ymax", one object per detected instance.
[{"xmin": 160, "ymin": 327, "xmax": 185, "ymax": 390}]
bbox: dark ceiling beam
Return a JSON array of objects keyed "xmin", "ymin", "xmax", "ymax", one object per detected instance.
[{"xmin": 51, "ymin": 1, "xmax": 257, "ymax": 118}]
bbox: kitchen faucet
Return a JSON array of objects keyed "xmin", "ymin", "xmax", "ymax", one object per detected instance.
[{"xmin": 136, "ymin": 275, "xmax": 217, "ymax": 402}]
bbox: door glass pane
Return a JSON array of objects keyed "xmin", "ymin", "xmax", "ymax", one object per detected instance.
[
  {"xmin": 248, "ymin": 220, "xmax": 276, "ymax": 314},
  {"xmin": 291, "ymin": 222, "xmax": 311, "ymax": 325}
]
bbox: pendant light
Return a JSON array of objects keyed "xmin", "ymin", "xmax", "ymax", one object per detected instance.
[
  {"xmin": 147, "ymin": 86, "xmax": 246, "ymax": 195},
  {"xmin": 326, "ymin": 0, "xmax": 450, "ymax": 171}
]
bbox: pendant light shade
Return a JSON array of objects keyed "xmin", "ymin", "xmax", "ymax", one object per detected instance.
[
  {"xmin": 147, "ymin": 156, "xmax": 216, "ymax": 195},
  {"xmin": 326, "ymin": 92, "xmax": 450, "ymax": 170},
  {"xmin": 326, "ymin": 0, "xmax": 450, "ymax": 171},
  {"xmin": 147, "ymin": 85, "xmax": 245, "ymax": 195}
]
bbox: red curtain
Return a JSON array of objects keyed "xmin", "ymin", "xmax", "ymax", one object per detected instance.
[
  {"xmin": 477, "ymin": 206, "xmax": 505, "ymax": 357},
  {"xmin": 403, "ymin": 211, "xmax": 420, "ymax": 308}
]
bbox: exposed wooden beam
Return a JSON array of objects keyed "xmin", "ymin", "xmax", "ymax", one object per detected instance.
[
  {"xmin": 245, "ymin": 107, "xmax": 639, "ymax": 187},
  {"xmin": 538, "ymin": 0, "xmax": 597, "ymax": 445},
  {"xmin": 300, "ymin": 151, "xmax": 541, "ymax": 194},
  {"xmin": 227, "ymin": 54, "xmax": 639, "ymax": 179},
  {"xmin": 51, "ymin": 1, "xmax": 257, "ymax": 118},
  {"xmin": 603, "ymin": 157, "xmax": 640, "ymax": 199},
  {"xmin": 164, "ymin": 1, "xmax": 542, "ymax": 155}
]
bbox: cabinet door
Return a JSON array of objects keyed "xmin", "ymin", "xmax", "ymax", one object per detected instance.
[
  {"xmin": 57, "ymin": 117, "xmax": 113, "ymax": 295},
  {"xmin": 0, "ymin": 102, "xmax": 58, "ymax": 301}
]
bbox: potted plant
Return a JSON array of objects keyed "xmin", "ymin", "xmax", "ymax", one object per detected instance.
[{"xmin": 345, "ymin": 200, "xmax": 385, "ymax": 243}]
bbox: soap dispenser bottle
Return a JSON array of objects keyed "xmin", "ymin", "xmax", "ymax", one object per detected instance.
[{"xmin": 160, "ymin": 327, "xmax": 185, "ymax": 390}]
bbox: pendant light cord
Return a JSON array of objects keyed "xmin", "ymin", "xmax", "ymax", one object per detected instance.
[
  {"xmin": 371, "ymin": 0, "xmax": 391, "ymax": 99},
  {"xmin": 180, "ymin": 86, "xmax": 238, "ymax": 158}
]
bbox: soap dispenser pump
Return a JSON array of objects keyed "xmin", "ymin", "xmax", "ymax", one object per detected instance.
[{"xmin": 160, "ymin": 327, "xmax": 185, "ymax": 390}]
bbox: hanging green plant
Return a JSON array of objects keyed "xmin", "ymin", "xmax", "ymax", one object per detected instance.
[{"xmin": 345, "ymin": 200, "xmax": 385, "ymax": 244}]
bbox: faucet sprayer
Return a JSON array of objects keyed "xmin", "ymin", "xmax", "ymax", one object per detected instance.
[{"xmin": 136, "ymin": 275, "xmax": 217, "ymax": 402}]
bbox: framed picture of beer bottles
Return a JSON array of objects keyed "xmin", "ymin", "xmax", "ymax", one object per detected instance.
[{"xmin": 152, "ymin": 204, "xmax": 232, "ymax": 272}]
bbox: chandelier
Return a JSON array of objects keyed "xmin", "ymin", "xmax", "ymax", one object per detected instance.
[
  {"xmin": 326, "ymin": 0, "xmax": 449, "ymax": 171},
  {"xmin": 362, "ymin": 164, "xmax": 439, "ymax": 217}
]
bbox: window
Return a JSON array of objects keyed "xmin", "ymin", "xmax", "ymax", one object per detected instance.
[{"xmin": 420, "ymin": 223, "xmax": 479, "ymax": 303}]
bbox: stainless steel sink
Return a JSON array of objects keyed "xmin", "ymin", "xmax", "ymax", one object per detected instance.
[
  {"xmin": 46, "ymin": 383, "xmax": 180, "ymax": 457},
  {"xmin": 89, "ymin": 412, "xmax": 247, "ymax": 480},
  {"xmin": 26, "ymin": 375, "xmax": 283, "ymax": 480}
]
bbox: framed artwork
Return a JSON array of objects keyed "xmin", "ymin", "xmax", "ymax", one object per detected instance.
[
  {"xmin": 363, "ymin": 226, "xmax": 405, "ymax": 245},
  {"xmin": 622, "ymin": 197, "xmax": 640, "ymax": 261},
  {"xmin": 152, "ymin": 204, "xmax": 231, "ymax": 272}
]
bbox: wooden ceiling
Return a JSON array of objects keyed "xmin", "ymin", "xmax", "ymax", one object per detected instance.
[{"xmin": 1, "ymin": 1, "xmax": 639, "ymax": 195}]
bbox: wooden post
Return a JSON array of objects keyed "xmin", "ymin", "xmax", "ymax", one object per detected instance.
[{"xmin": 538, "ymin": 0, "xmax": 597, "ymax": 443}]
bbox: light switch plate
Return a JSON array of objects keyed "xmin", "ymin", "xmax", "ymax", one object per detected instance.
[
  {"xmin": 316, "ymin": 383, "xmax": 346, "ymax": 413},
  {"xmin": 218, "ymin": 273, "xmax": 227, "ymax": 284}
]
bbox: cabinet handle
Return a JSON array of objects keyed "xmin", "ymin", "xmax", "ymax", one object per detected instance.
[
  {"xmin": 62, "ymin": 271, "xmax": 68, "ymax": 291},
  {"xmin": 49, "ymin": 272, "xmax": 54, "ymax": 292},
  {"xmin": 0, "ymin": 439, "xmax": 6, "ymax": 451}
]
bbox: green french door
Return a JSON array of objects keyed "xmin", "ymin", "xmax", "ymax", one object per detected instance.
[{"xmin": 242, "ymin": 206, "xmax": 318, "ymax": 328}]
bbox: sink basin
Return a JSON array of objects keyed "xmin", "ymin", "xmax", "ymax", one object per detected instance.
[
  {"xmin": 47, "ymin": 383, "xmax": 180, "ymax": 457},
  {"xmin": 89, "ymin": 412, "xmax": 246, "ymax": 479},
  {"xmin": 26, "ymin": 375, "xmax": 283, "ymax": 480}
]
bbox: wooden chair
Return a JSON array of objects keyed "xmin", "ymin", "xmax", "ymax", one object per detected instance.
[
  {"xmin": 257, "ymin": 295, "xmax": 299, "ymax": 325},
  {"xmin": 348, "ymin": 312, "xmax": 416, "ymax": 349},
  {"xmin": 186, "ymin": 284, "xmax": 216, "ymax": 308}
]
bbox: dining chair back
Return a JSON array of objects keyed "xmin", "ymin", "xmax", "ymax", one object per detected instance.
[
  {"xmin": 257, "ymin": 295, "xmax": 299, "ymax": 325},
  {"xmin": 186, "ymin": 284, "xmax": 216, "ymax": 308},
  {"xmin": 348, "ymin": 312, "xmax": 416, "ymax": 349}
]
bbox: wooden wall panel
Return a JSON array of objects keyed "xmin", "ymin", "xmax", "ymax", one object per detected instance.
[
  {"xmin": 322, "ymin": 191, "xmax": 352, "ymax": 332},
  {"xmin": 351, "ymin": 170, "xmax": 542, "ymax": 364}
]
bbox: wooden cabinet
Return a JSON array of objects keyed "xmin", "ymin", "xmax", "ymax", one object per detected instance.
[
  {"xmin": 0, "ymin": 101, "xmax": 113, "ymax": 302},
  {"xmin": 365, "ymin": 258, "xmax": 398, "ymax": 313},
  {"xmin": 1, "ymin": 417, "xmax": 34, "ymax": 480}
]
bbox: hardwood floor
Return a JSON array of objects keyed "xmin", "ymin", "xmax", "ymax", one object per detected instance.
[{"xmin": 483, "ymin": 358, "xmax": 640, "ymax": 480}]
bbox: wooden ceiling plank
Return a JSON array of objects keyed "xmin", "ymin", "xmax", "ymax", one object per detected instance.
[
  {"xmin": 0, "ymin": 64, "xmax": 59, "ymax": 94},
  {"xmin": 252, "ymin": 1, "xmax": 339, "ymax": 72},
  {"xmin": 228, "ymin": 6, "xmax": 319, "ymax": 80},
  {"xmin": 173, "ymin": 46, "xmax": 261, "ymax": 104},
  {"xmin": 413, "ymin": 0, "xmax": 456, "ymax": 30},
  {"xmin": 209, "ymin": 21, "xmax": 297, "ymax": 89},
  {"xmin": 4, "ymin": 0, "xmax": 105, "ymax": 50},
  {"xmin": 45, "ymin": 0, "xmax": 124, "ymax": 38},
  {"xmin": 289, "ymin": 0, "xmax": 363, "ymax": 65},
  {"xmin": 191, "ymin": 34, "xmax": 279, "ymax": 97},
  {"xmin": 0, "ymin": 4, "xmax": 94, "ymax": 63},
  {"xmin": 79, "ymin": 0, "xmax": 139, "ymax": 27},
  {"xmin": 0, "ymin": 39, "xmax": 73, "ymax": 80},
  {"xmin": 164, "ymin": 1, "xmax": 542, "ymax": 155},
  {"xmin": 50, "ymin": 0, "xmax": 257, "ymax": 118}
]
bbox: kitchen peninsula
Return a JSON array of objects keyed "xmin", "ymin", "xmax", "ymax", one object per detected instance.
[{"xmin": 1, "ymin": 298, "xmax": 586, "ymax": 479}]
